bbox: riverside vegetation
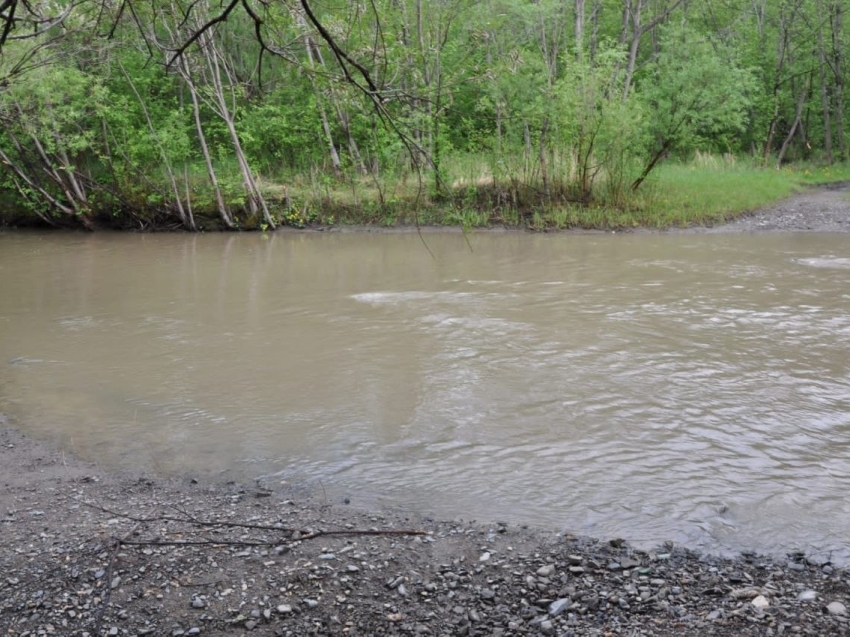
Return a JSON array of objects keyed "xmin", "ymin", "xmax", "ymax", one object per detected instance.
[{"xmin": 1, "ymin": 1, "xmax": 850, "ymax": 231}]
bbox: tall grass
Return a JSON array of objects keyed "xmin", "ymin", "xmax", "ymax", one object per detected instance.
[
  {"xmin": 632, "ymin": 162, "xmax": 801, "ymax": 228},
  {"xmin": 151, "ymin": 152, "xmax": 849, "ymax": 230}
]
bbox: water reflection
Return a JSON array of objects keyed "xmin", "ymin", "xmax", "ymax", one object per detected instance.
[{"xmin": 1, "ymin": 230, "xmax": 849, "ymax": 563}]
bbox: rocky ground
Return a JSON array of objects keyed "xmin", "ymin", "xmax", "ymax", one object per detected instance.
[
  {"xmin": 1, "ymin": 426, "xmax": 849, "ymax": 637},
  {"xmin": 698, "ymin": 182, "xmax": 850, "ymax": 233}
]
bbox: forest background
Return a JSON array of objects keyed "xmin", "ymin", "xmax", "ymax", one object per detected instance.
[{"xmin": 0, "ymin": 0, "xmax": 847, "ymax": 231}]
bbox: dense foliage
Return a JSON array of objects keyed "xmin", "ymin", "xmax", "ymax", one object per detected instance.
[{"xmin": 0, "ymin": 0, "xmax": 845, "ymax": 229}]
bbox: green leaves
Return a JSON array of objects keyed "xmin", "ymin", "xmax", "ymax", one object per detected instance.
[{"xmin": 637, "ymin": 29, "xmax": 755, "ymax": 155}]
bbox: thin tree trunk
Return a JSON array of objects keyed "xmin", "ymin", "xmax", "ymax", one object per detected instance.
[
  {"xmin": 539, "ymin": 118, "xmax": 550, "ymax": 200},
  {"xmin": 181, "ymin": 56, "xmax": 233, "ymax": 228},
  {"xmin": 301, "ymin": 29, "xmax": 342, "ymax": 176},
  {"xmin": 0, "ymin": 144, "xmax": 73, "ymax": 220},
  {"xmin": 621, "ymin": 0, "xmax": 685, "ymax": 101},
  {"xmin": 589, "ymin": 0, "xmax": 602, "ymax": 60},
  {"xmin": 777, "ymin": 78, "xmax": 810, "ymax": 167},
  {"xmin": 762, "ymin": 13, "xmax": 790, "ymax": 163},
  {"xmin": 118, "ymin": 61, "xmax": 195, "ymax": 229},
  {"xmin": 817, "ymin": 0, "xmax": 833, "ymax": 163},
  {"xmin": 575, "ymin": 0, "xmax": 585, "ymax": 58},
  {"xmin": 831, "ymin": 0, "xmax": 845, "ymax": 158},
  {"xmin": 200, "ymin": 28, "xmax": 275, "ymax": 228}
]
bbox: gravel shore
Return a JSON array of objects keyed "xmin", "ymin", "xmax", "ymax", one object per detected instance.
[
  {"xmin": 2, "ymin": 426, "xmax": 849, "ymax": 637},
  {"xmin": 697, "ymin": 182, "xmax": 850, "ymax": 233}
]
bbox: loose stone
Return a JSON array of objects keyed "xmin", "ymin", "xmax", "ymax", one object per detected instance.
[
  {"xmin": 548, "ymin": 599, "xmax": 570, "ymax": 617},
  {"xmin": 827, "ymin": 601, "xmax": 847, "ymax": 616},
  {"xmin": 752, "ymin": 595, "xmax": 770, "ymax": 610}
]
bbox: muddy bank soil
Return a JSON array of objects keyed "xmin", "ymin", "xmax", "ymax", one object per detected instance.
[{"xmin": 1, "ymin": 427, "xmax": 849, "ymax": 637}]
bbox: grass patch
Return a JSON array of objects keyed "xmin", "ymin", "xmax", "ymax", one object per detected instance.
[
  {"xmin": 630, "ymin": 162, "xmax": 802, "ymax": 228},
  {"xmin": 261, "ymin": 157, "xmax": 841, "ymax": 231}
]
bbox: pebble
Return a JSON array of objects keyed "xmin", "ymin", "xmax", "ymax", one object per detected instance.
[
  {"xmin": 5, "ymin": 428, "xmax": 850, "ymax": 637},
  {"xmin": 548, "ymin": 598, "xmax": 570, "ymax": 617},
  {"xmin": 827, "ymin": 601, "xmax": 847, "ymax": 616},
  {"xmin": 752, "ymin": 595, "xmax": 770, "ymax": 610}
]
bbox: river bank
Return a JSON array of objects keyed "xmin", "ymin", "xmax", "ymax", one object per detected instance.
[
  {"xmin": 2, "ymin": 164, "xmax": 845, "ymax": 233},
  {"xmin": 2, "ymin": 425, "xmax": 849, "ymax": 637}
]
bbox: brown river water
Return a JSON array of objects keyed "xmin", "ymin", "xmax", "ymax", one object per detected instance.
[{"xmin": 1, "ymin": 230, "xmax": 849, "ymax": 562}]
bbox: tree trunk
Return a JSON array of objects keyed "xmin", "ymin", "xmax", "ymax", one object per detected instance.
[
  {"xmin": 622, "ymin": 0, "xmax": 642, "ymax": 100},
  {"xmin": 181, "ymin": 56, "xmax": 233, "ymax": 228},
  {"xmin": 119, "ymin": 60, "xmax": 195, "ymax": 230},
  {"xmin": 299, "ymin": 23, "xmax": 342, "ymax": 176},
  {"xmin": 575, "ymin": 0, "xmax": 585, "ymax": 57},
  {"xmin": 199, "ymin": 28, "xmax": 275, "ymax": 228},
  {"xmin": 539, "ymin": 118, "xmax": 550, "ymax": 200},
  {"xmin": 776, "ymin": 77, "xmax": 810, "ymax": 167},
  {"xmin": 831, "ymin": 0, "xmax": 846, "ymax": 158},
  {"xmin": 817, "ymin": 0, "xmax": 833, "ymax": 164}
]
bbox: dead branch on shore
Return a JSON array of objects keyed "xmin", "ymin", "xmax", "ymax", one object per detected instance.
[
  {"xmin": 72, "ymin": 496, "xmax": 428, "ymax": 551},
  {"xmin": 92, "ymin": 522, "xmax": 140, "ymax": 637}
]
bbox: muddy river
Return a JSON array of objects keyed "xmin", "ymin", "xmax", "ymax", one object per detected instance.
[{"xmin": 1, "ymin": 230, "xmax": 849, "ymax": 562}]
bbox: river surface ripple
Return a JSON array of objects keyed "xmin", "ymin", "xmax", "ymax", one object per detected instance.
[{"xmin": 1, "ymin": 231, "xmax": 849, "ymax": 563}]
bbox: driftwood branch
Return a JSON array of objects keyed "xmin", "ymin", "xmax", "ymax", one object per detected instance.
[
  {"xmin": 75, "ymin": 497, "xmax": 428, "ymax": 551},
  {"xmin": 92, "ymin": 522, "xmax": 140, "ymax": 636}
]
